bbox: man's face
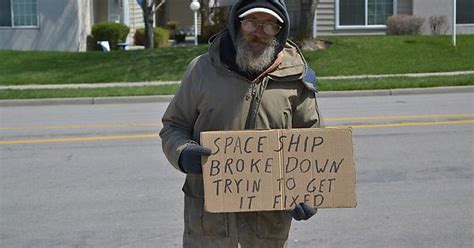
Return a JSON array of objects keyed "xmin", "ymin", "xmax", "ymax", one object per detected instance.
[{"xmin": 239, "ymin": 12, "xmax": 280, "ymax": 53}]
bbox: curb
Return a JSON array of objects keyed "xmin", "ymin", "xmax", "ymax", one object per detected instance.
[
  {"xmin": 1, "ymin": 86, "xmax": 473, "ymax": 107},
  {"xmin": 318, "ymin": 85, "xmax": 474, "ymax": 97},
  {"xmin": 0, "ymin": 95, "xmax": 174, "ymax": 107}
]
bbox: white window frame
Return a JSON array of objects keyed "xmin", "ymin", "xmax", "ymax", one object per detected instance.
[
  {"xmin": 336, "ymin": 0, "xmax": 398, "ymax": 29},
  {"xmin": 0, "ymin": 0, "xmax": 40, "ymax": 29}
]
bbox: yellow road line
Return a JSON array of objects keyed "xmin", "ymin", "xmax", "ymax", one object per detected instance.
[
  {"xmin": 1, "ymin": 114, "xmax": 472, "ymax": 131},
  {"xmin": 1, "ymin": 119, "xmax": 473, "ymax": 145},
  {"xmin": 0, "ymin": 134, "xmax": 159, "ymax": 145},
  {"xmin": 339, "ymin": 119, "xmax": 474, "ymax": 129},
  {"xmin": 0, "ymin": 122, "xmax": 162, "ymax": 131},
  {"xmin": 325, "ymin": 113, "xmax": 474, "ymax": 121}
]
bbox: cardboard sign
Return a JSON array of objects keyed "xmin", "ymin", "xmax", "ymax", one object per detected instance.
[{"xmin": 200, "ymin": 128, "xmax": 357, "ymax": 213}]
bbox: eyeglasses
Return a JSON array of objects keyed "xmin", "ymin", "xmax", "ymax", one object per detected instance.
[{"xmin": 240, "ymin": 19, "xmax": 282, "ymax": 36}]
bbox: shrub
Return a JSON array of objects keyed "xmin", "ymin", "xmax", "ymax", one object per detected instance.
[
  {"xmin": 91, "ymin": 22, "xmax": 129, "ymax": 50},
  {"xmin": 134, "ymin": 27, "xmax": 170, "ymax": 48},
  {"xmin": 386, "ymin": 15, "xmax": 424, "ymax": 35},
  {"xmin": 429, "ymin": 15, "xmax": 448, "ymax": 35},
  {"xmin": 167, "ymin": 21, "xmax": 179, "ymax": 34}
]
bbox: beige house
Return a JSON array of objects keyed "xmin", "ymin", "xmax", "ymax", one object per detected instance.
[
  {"xmin": 160, "ymin": 0, "xmax": 473, "ymax": 37},
  {"xmin": 314, "ymin": 0, "xmax": 473, "ymax": 36},
  {"xmin": 1, "ymin": 0, "xmax": 472, "ymax": 51}
]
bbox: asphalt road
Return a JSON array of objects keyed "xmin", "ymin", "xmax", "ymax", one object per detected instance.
[{"xmin": 1, "ymin": 92, "xmax": 473, "ymax": 247}]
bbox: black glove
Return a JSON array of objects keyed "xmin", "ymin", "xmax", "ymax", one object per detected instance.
[
  {"xmin": 178, "ymin": 144, "xmax": 212, "ymax": 174},
  {"xmin": 291, "ymin": 202, "xmax": 317, "ymax": 221}
]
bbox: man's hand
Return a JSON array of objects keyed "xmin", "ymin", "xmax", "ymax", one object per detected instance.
[
  {"xmin": 178, "ymin": 144, "xmax": 212, "ymax": 174},
  {"xmin": 291, "ymin": 202, "xmax": 317, "ymax": 221}
]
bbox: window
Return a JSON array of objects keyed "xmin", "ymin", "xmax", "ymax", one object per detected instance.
[
  {"xmin": 338, "ymin": 0, "xmax": 394, "ymax": 27},
  {"xmin": 457, "ymin": 0, "xmax": 474, "ymax": 24},
  {"xmin": 340, "ymin": 0, "xmax": 365, "ymax": 25},
  {"xmin": 0, "ymin": 0, "xmax": 38, "ymax": 27},
  {"xmin": 0, "ymin": 0, "xmax": 12, "ymax": 26}
]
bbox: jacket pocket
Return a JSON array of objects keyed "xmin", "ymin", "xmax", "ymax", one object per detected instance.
[
  {"xmin": 256, "ymin": 211, "xmax": 292, "ymax": 240},
  {"xmin": 182, "ymin": 175, "xmax": 229, "ymax": 237}
]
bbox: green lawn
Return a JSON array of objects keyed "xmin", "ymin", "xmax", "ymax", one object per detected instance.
[
  {"xmin": 305, "ymin": 35, "xmax": 474, "ymax": 76},
  {"xmin": 1, "ymin": 35, "xmax": 473, "ymax": 85},
  {"xmin": 1, "ymin": 35, "xmax": 473, "ymax": 99},
  {"xmin": 0, "ymin": 46, "xmax": 208, "ymax": 85}
]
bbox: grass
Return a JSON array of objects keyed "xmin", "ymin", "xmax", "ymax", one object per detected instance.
[
  {"xmin": 0, "ymin": 46, "xmax": 208, "ymax": 85},
  {"xmin": 1, "ymin": 35, "xmax": 473, "ymax": 86},
  {"xmin": 305, "ymin": 35, "xmax": 474, "ymax": 76},
  {"xmin": 0, "ymin": 35, "xmax": 473, "ymax": 99},
  {"xmin": 317, "ymin": 75, "xmax": 474, "ymax": 91}
]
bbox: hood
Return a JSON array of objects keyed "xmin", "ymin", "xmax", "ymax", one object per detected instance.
[{"xmin": 228, "ymin": 0, "xmax": 290, "ymax": 55}]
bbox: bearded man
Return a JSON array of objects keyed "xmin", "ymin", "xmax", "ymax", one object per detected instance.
[{"xmin": 160, "ymin": 0, "xmax": 323, "ymax": 247}]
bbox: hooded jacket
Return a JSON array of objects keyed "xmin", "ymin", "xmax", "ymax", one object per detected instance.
[{"xmin": 160, "ymin": 1, "xmax": 323, "ymax": 247}]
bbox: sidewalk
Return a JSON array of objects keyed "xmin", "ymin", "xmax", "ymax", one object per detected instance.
[{"xmin": 1, "ymin": 71, "xmax": 473, "ymax": 90}]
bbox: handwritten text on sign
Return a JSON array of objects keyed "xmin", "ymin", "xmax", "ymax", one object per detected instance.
[{"xmin": 200, "ymin": 128, "xmax": 356, "ymax": 213}]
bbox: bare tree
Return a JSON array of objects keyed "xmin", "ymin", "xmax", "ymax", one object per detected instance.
[{"xmin": 140, "ymin": 0, "xmax": 166, "ymax": 49}]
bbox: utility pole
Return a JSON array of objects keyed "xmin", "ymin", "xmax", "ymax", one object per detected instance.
[
  {"xmin": 452, "ymin": 0, "xmax": 457, "ymax": 47},
  {"xmin": 190, "ymin": 0, "xmax": 201, "ymax": 46}
]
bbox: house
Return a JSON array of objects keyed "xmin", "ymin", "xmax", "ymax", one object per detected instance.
[
  {"xmin": 314, "ymin": 0, "xmax": 474, "ymax": 36},
  {"xmin": 0, "ymin": 0, "xmax": 472, "ymax": 52},
  {"xmin": 161, "ymin": 0, "xmax": 473, "ymax": 37},
  {"xmin": 0, "ymin": 0, "xmax": 144, "ymax": 52}
]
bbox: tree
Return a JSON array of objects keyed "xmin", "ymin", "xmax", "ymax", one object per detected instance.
[
  {"xmin": 298, "ymin": 0, "xmax": 319, "ymax": 39},
  {"xmin": 138, "ymin": 0, "xmax": 166, "ymax": 49}
]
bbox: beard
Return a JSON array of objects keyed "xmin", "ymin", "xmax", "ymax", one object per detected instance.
[{"xmin": 235, "ymin": 35, "xmax": 279, "ymax": 74}]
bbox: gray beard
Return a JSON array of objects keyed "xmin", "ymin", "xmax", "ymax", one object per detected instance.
[{"xmin": 235, "ymin": 36, "xmax": 278, "ymax": 74}]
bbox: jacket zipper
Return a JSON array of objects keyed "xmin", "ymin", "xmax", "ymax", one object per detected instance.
[{"xmin": 245, "ymin": 78, "xmax": 269, "ymax": 129}]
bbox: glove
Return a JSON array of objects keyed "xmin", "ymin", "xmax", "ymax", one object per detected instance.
[
  {"xmin": 291, "ymin": 202, "xmax": 317, "ymax": 221},
  {"xmin": 178, "ymin": 144, "xmax": 212, "ymax": 174}
]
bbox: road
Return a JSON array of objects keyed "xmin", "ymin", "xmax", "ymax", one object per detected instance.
[{"xmin": 1, "ymin": 92, "xmax": 473, "ymax": 247}]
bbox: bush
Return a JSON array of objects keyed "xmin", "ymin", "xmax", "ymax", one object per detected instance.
[
  {"xmin": 386, "ymin": 15, "xmax": 424, "ymax": 35},
  {"xmin": 91, "ymin": 22, "xmax": 129, "ymax": 50},
  {"xmin": 429, "ymin": 15, "xmax": 448, "ymax": 35},
  {"xmin": 167, "ymin": 21, "xmax": 179, "ymax": 34},
  {"xmin": 134, "ymin": 27, "xmax": 170, "ymax": 48}
]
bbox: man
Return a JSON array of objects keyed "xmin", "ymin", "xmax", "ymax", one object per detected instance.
[{"xmin": 160, "ymin": 0, "xmax": 323, "ymax": 247}]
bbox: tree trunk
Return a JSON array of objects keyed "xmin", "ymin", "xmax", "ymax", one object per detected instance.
[
  {"xmin": 199, "ymin": 0, "xmax": 209, "ymax": 33},
  {"xmin": 298, "ymin": 0, "xmax": 318, "ymax": 39},
  {"xmin": 143, "ymin": 0, "xmax": 155, "ymax": 49}
]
